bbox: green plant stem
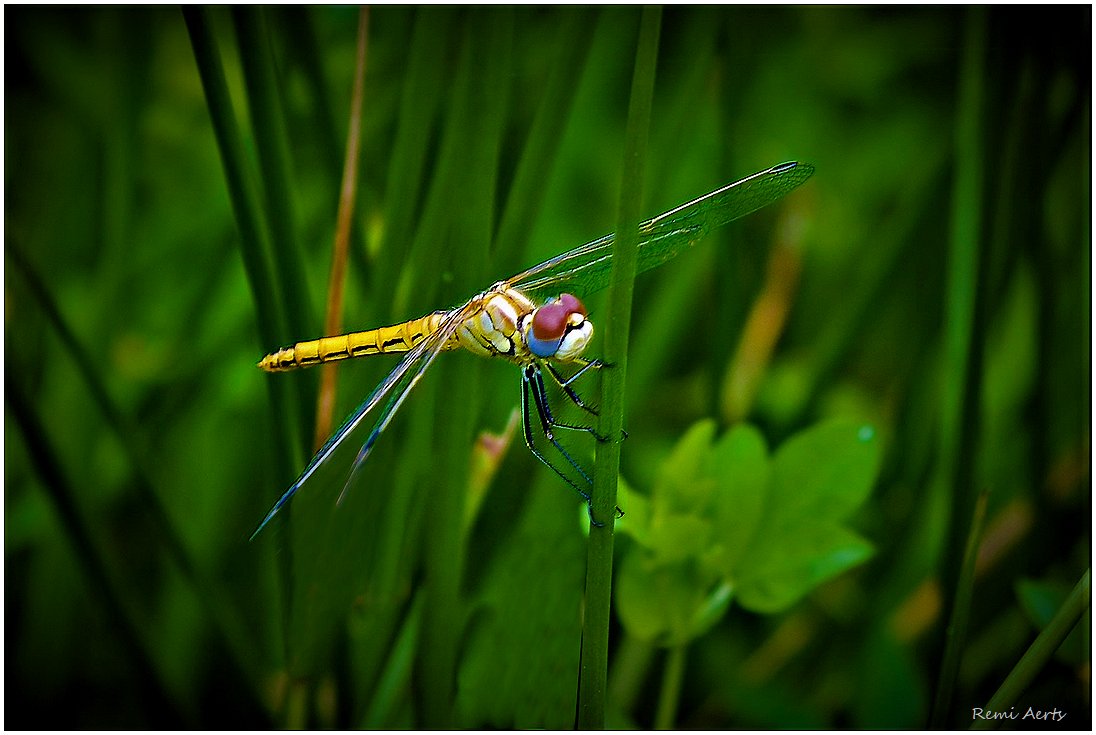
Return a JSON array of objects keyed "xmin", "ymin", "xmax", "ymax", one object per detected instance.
[
  {"xmin": 281, "ymin": 6, "xmax": 346, "ymax": 204},
  {"xmin": 608, "ymin": 633, "xmax": 656, "ymax": 714},
  {"xmin": 232, "ymin": 6, "xmax": 316, "ymax": 437},
  {"xmin": 578, "ymin": 6, "xmax": 661, "ymax": 730},
  {"xmin": 232, "ymin": 6, "xmax": 313, "ymax": 341},
  {"xmin": 970, "ymin": 569, "xmax": 1091, "ymax": 730},
  {"xmin": 929, "ymin": 6, "xmax": 987, "ymax": 728},
  {"xmin": 493, "ymin": 6, "xmax": 597, "ymax": 277},
  {"xmin": 417, "ymin": 12, "xmax": 509, "ymax": 726},
  {"xmin": 934, "ymin": 487, "xmax": 990, "ymax": 727},
  {"xmin": 373, "ymin": 7, "xmax": 454, "ymax": 319},
  {"xmin": 182, "ymin": 7, "xmax": 302, "ymax": 683},
  {"xmin": 655, "ymin": 644, "xmax": 687, "ymax": 730},
  {"xmin": 362, "ymin": 592, "xmax": 424, "ymax": 727},
  {"xmin": 182, "ymin": 7, "xmax": 301, "ymax": 482}
]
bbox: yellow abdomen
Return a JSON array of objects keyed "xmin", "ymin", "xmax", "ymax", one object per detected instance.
[{"xmin": 258, "ymin": 312, "xmax": 449, "ymax": 372}]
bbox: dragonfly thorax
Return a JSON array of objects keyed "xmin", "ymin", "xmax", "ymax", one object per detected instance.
[{"xmin": 455, "ymin": 287, "xmax": 592, "ymax": 365}]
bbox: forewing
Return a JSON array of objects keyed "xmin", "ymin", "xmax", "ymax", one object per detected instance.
[{"xmin": 507, "ymin": 161, "xmax": 814, "ymax": 297}]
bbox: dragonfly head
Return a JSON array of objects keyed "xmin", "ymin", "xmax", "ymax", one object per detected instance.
[{"xmin": 527, "ymin": 293, "xmax": 592, "ymax": 362}]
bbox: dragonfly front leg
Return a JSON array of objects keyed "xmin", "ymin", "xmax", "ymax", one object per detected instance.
[
  {"xmin": 533, "ymin": 365, "xmax": 608, "ymax": 441},
  {"xmin": 545, "ymin": 360, "xmax": 602, "ymax": 417},
  {"xmin": 545, "ymin": 360, "xmax": 628, "ymax": 443}
]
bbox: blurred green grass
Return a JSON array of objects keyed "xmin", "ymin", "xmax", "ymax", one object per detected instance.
[{"xmin": 5, "ymin": 5, "xmax": 1090, "ymax": 729}]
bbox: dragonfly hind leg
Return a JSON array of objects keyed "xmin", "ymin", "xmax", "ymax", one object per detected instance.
[{"xmin": 522, "ymin": 365, "xmax": 623, "ymax": 525}]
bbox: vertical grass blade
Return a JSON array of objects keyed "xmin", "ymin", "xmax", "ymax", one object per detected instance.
[
  {"xmin": 183, "ymin": 9, "xmax": 302, "ymax": 685},
  {"xmin": 416, "ymin": 9, "xmax": 510, "ymax": 726},
  {"xmin": 493, "ymin": 7, "xmax": 598, "ymax": 277},
  {"xmin": 929, "ymin": 6, "xmax": 988, "ymax": 727},
  {"xmin": 934, "ymin": 487, "xmax": 990, "ymax": 727},
  {"xmin": 232, "ymin": 6, "xmax": 316, "ymax": 436},
  {"xmin": 654, "ymin": 644, "xmax": 688, "ymax": 730},
  {"xmin": 578, "ymin": 6, "xmax": 661, "ymax": 729},
  {"xmin": 182, "ymin": 7, "xmax": 301, "ymax": 483},
  {"xmin": 373, "ymin": 7, "xmax": 455, "ymax": 318},
  {"xmin": 232, "ymin": 6, "xmax": 314, "ymax": 340}
]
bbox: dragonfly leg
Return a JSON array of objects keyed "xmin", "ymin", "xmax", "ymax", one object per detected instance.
[
  {"xmin": 555, "ymin": 358, "xmax": 604, "ymax": 388},
  {"xmin": 544, "ymin": 361, "xmax": 628, "ymax": 443},
  {"xmin": 545, "ymin": 361, "xmax": 601, "ymax": 416},
  {"xmin": 521, "ymin": 367, "xmax": 596, "ymax": 508},
  {"xmin": 524, "ymin": 365, "xmax": 623, "ymax": 524},
  {"xmin": 533, "ymin": 366, "xmax": 609, "ymax": 442}
]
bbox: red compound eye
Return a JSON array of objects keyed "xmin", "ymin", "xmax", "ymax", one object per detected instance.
[
  {"xmin": 532, "ymin": 302, "xmax": 567, "ymax": 340},
  {"xmin": 559, "ymin": 293, "xmax": 586, "ymax": 317},
  {"xmin": 532, "ymin": 294, "xmax": 588, "ymax": 341}
]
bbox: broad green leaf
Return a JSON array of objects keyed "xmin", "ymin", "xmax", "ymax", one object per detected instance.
[
  {"xmin": 653, "ymin": 419, "xmax": 718, "ymax": 514},
  {"xmin": 615, "ymin": 550, "xmax": 721, "ymax": 647},
  {"xmin": 706, "ymin": 423, "xmax": 770, "ymax": 575},
  {"xmin": 768, "ymin": 420, "xmax": 881, "ymax": 526},
  {"xmin": 647, "ymin": 513, "xmax": 713, "ymax": 564},
  {"xmin": 736, "ymin": 525, "xmax": 874, "ymax": 613},
  {"xmin": 618, "ymin": 418, "xmax": 881, "ymax": 629}
]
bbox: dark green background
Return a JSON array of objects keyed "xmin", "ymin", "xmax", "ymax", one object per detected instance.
[{"xmin": 5, "ymin": 6, "xmax": 1090, "ymax": 729}]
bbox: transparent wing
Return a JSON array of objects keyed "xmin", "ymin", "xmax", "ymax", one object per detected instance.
[
  {"xmin": 507, "ymin": 161, "xmax": 814, "ymax": 296},
  {"xmin": 249, "ymin": 299, "xmax": 479, "ymax": 539}
]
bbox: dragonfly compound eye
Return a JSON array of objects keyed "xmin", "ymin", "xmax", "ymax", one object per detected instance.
[
  {"xmin": 531, "ymin": 294, "xmax": 588, "ymax": 341},
  {"xmin": 528, "ymin": 294, "xmax": 591, "ymax": 359},
  {"xmin": 558, "ymin": 293, "xmax": 587, "ymax": 317},
  {"xmin": 532, "ymin": 302, "xmax": 568, "ymax": 342}
]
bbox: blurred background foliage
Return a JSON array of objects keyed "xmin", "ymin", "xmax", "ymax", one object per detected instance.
[{"xmin": 5, "ymin": 5, "xmax": 1090, "ymax": 729}]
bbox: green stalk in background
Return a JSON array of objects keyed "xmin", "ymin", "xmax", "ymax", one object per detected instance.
[
  {"xmin": 930, "ymin": 6, "xmax": 989, "ymax": 728},
  {"xmin": 578, "ymin": 6, "xmax": 661, "ymax": 729},
  {"xmin": 372, "ymin": 7, "xmax": 455, "ymax": 319},
  {"xmin": 654, "ymin": 644, "xmax": 688, "ymax": 730},
  {"xmin": 232, "ymin": 6, "xmax": 317, "ymax": 435},
  {"xmin": 492, "ymin": 6, "xmax": 598, "ymax": 278},
  {"xmin": 182, "ymin": 7, "xmax": 302, "ymax": 484},
  {"xmin": 970, "ymin": 569, "xmax": 1091, "ymax": 730},
  {"xmin": 231, "ymin": 6, "xmax": 314, "ymax": 341},
  {"xmin": 936, "ymin": 488, "xmax": 990, "ymax": 725},
  {"xmin": 417, "ymin": 10, "xmax": 510, "ymax": 727}
]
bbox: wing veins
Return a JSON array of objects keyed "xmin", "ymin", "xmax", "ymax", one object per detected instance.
[
  {"xmin": 250, "ymin": 301, "xmax": 474, "ymax": 538},
  {"xmin": 506, "ymin": 161, "xmax": 813, "ymax": 295}
]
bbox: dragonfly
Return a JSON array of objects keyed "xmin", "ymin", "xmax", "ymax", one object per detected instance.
[{"xmin": 250, "ymin": 160, "xmax": 814, "ymax": 539}]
